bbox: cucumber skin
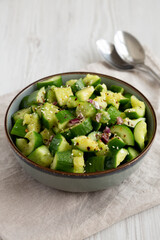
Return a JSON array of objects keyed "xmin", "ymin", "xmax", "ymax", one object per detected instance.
[
  {"xmin": 51, "ymin": 151, "xmax": 73, "ymax": 172},
  {"xmin": 11, "ymin": 119, "xmax": 27, "ymax": 138},
  {"xmin": 37, "ymin": 76, "xmax": 62, "ymax": 89},
  {"xmin": 71, "ymin": 78, "xmax": 85, "ymax": 93},
  {"xmin": 85, "ymin": 156, "xmax": 105, "ymax": 173},
  {"xmin": 108, "ymin": 137, "xmax": 125, "ymax": 151},
  {"xmin": 49, "ymin": 133, "xmax": 71, "ymax": 155},
  {"xmin": 110, "ymin": 125, "xmax": 134, "ymax": 146},
  {"xmin": 107, "ymin": 106, "xmax": 121, "ymax": 125},
  {"xmin": 110, "ymin": 85, "xmax": 124, "ymax": 93},
  {"xmin": 55, "ymin": 110, "xmax": 74, "ymax": 124},
  {"xmin": 19, "ymin": 95, "xmax": 30, "ymax": 109}
]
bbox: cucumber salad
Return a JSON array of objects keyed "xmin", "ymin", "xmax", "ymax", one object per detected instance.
[{"xmin": 11, "ymin": 74, "xmax": 147, "ymax": 173}]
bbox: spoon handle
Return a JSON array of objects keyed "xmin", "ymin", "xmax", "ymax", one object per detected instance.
[{"xmin": 136, "ymin": 64, "xmax": 160, "ymax": 84}]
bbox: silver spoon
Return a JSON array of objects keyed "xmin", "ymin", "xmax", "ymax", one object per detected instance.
[
  {"xmin": 96, "ymin": 39, "xmax": 134, "ymax": 70},
  {"xmin": 114, "ymin": 31, "xmax": 160, "ymax": 83}
]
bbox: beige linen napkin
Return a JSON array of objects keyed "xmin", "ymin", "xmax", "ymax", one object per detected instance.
[{"xmin": 0, "ymin": 48, "xmax": 160, "ymax": 240}]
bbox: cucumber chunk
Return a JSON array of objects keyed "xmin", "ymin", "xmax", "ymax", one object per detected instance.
[
  {"xmin": 85, "ymin": 156, "xmax": 105, "ymax": 172},
  {"xmin": 76, "ymin": 101, "xmax": 96, "ymax": 118},
  {"xmin": 76, "ymin": 86, "xmax": 94, "ymax": 101},
  {"xmin": 93, "ymin": 96, "xmax": 107, "ymax": 109},
  {"xmin": 50, "ymin": 150, "xmax": 73, "ymax": 172},
  {"xmin": 107, "ymin": 106, "xmax": 121, "ymax": 125},
  {"xmin": 40, "ymin": 128, "xmax": 54, "ymax": 145},
  {"xmin": 105, "ymin": 148, "xmax": 128, "ymax": 169},
  {"xmin": 11, "ymin": 119, "xmax": 28, "ymax": 137},
  {"xmin": 72, "ymin": 149, "xmax": 85, "ymax": 173},
  {"xmin": 92, "ymin": 120, "xmax": 102, "ymax": 131},
  {"xmin": 123, "ymin": 117, "xmax": 146, "ymax": 128},
  {"xmin": 49, "ymin": 134, "xmax": 71, "ymax": 155},
  {"xmin": 67, "ymin": 96, "xmax": 80, "ymax": 108},
  {"xmin": 55, "ymin": 110, "xmax": 74, "ymax": 124},
  {"xmin": 31, "ymin": 104, "xmax": 43, "ymax": 118},
  {"xmin": 134, "ymin": 120, "xmax": 147, "ymax": 150},
  {"xmin": 83, "ymin": 74, "xmax": 101, "ymax": 87},
  {"xmin": 12, "ymin": 107, "xmax": 32, "ymax": 123},
  {"xmin": 23, "ymin": 112, "xmax": 41, "ymax": 133},
  {"xmin": 66, "ymin": 79, "xmax": 77, "ymax": 86},
  {"xmin": 110, "ymin": 125, "xmax": 134, "ymax": 146},
  {"xmin": 71, "ymin": 78, "xmax": 85, "ymax": 93},
  {"xmin": 19, "ymin": 95, "xmax": 30, "ymax": 109},
  {"xmin": 27, "ymin": 87, "xmax": 46, "ymax": 106},
  {"xmin": 108, "ymin": 136, "xmax": 125, "ymax": 151},
  {"xmin": 126, "ymin": 147, "xmax": 139, "ymax": 161},
  {"xmin": 16, "ymin": 131, "xmax": 43, "ymax": 156},
  {"xmin": 72, "ymin": 136, "xmax": 100, "ymax": 152},
  {"xmin": 45, "ymin": 86, "xmax": 57, "ymax": 103},
  {"xmin": 125, "ymin": 95, "xmax": 145, "ymax": 118},
  {"xmin": 41, "ymin": 103, "xmax": 59, "ymax": 129},
  {"xmin": 96, "ymin": 140, "xmax": 109, "ymax": 156},
  {"xmin": 94, "ymin": 84, "xmax": 107, "ymax": 95},
  {"xmin": 88, "ymin": 131, "xmax": 102, "ymax": 141},
  {"xmin": 28, "ymin": 145, "xmax": 54, "ymax": 167},
  {"xmin": 110, "ymin": 85, "xmax": 124, "ymax": 93},
  {"xmin": 37, "ymin": 75, "xmax": 62, "ymax": 89},
  {"xmin": 54, "ymin": 86, "xmax": 73, "ymax": 106}
]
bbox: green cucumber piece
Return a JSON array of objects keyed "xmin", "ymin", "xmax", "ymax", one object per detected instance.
[
  {"xmin": 72, "ymin": 136, "xmax": 99, "ymax": 152},
  {"xmin": 37, "ymin": 75, "xmax": 62, "ymax": 89},
  {"xmin": 76, "ymin": 86, "xmax": 94, "ymax": 101},
  {"xmin": 94, "ymin": 84, "xmax": 107, "ymax": 95},
  {"xmin": 54, "ymin": 86, "xmax": 73, "ymax": 106},
  {"xmin": 123, "ymin": 117, "xmax": 146, "ymax": 128},
  {"xmin": 45, "ymin": 86, "xmax": 57, "ymax": 103},
  {"xmin": 71, "ymin": 78, "xmax": 85, "ymax": 93},
  {"xmin": 12, "ymin": 107, "xmax": 32, "ymax": 123},
  {"xmin": 92, "ymin": 120, "xmax": 102, "ymax": 131},
  {"xmin": 124, "ymin": 96, "xmax": 145, "ymax": 118},
  {"xmin": 28, "ymin": 145, "xmax": 54, "ymax": 167},
  {"xmin": 97, "ymin": 109, "xmax": 110, "ymax": 124},
  {"xmin": 69, "ymin": 118, "xmax": 93, "ymax": 137},
  {"xmin": 16, "ymin": 131, "xmax": 43, "ymax": 156},
  {"xmin": 105, "ymin": 148, "xmax": 128, "ymax": 169},
  {"xmin": 61, "ymin": 118, "xmax": 93, "ymax": 141},
  {"xmin": 85, "ymin": 156, "xmax": 105, "ymax": 173},
  {"xmin": 49, "ymin": 134, "xmax": 71, "ymax": 155},
  {"xmin": 88, "ymin": 131, "xmax": 102, "ymax": 141},
  {"xmin": 76, "ymin": 101, "xmax": 96, "ymax": 118},
  {"xmin": 31, "ymin": 105, "xmax": 43, "ymax": 118},
  {"xmin": 11, "ymin": 119, "xmax": 28, "ymax": 137},
  {"xmin": 110, "ymin": 125, "xmax": 134, "ymax": 146},
  {"xmin": 23, "ymin": 112, "xmax": 41, "ymax": 132},
  {"xmin": 107, "ymin": 106, "xmax": 121, "ymax": 125},
  {"xmin": 108, "ymin": 136, "xmax": 125, "ymax": 151},
  {"xmin": 72, "ymin": 149, "xmax": 85, "ymax": 173},
  {"xmin": 96, "ymin": 140, "xmax": 109, "ymax": 156},
  {"xmin": 126, "ymin": 147, "xmax": 139, "ymax": 161},
  {"xmin": 66, "ymin": 79, "xmax": 77, "ymax": 86},
  {"xmin": 19, "ymin": 95, "xmax": 30, "ymax": 109},
  {"xmin": 27, "ymin": 87, "xmax": 46, "ymax": 106},
  {"xmin": 67, "ymin": 96, "xmax": 80, "ymax": 108},
  {"xmin": 110, "ymin": 85, "xmax": 124, "ymax": 93},
  {"xmin": 93, "ymin": 96, "xmax": 107, "ymax": 109},
  {"xmin": 50, "ymin": 150, "xmax": 73, "ymax": 172},
  {"xmin": 40, "ymin": 128, "xmax": 54, "ymax": 145},
  {"xmin": 55, "ymin": 110, "xmax": 74, "ymax": 124},
  {"xmin": 41, "ymin": 103, "xmax": 59, "ymax": 129},
  {"xmin": 83, "ymin": 74, "xmax": 101, "ymax": 87},
  {"xmin": 134, "ymin": 120, "xmax": 147, "ymax": 150}
]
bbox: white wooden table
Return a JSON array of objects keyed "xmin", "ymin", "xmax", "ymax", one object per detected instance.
[{"xmin": 1, "ymin": 0, "xmax": 160, "ymax": 239}]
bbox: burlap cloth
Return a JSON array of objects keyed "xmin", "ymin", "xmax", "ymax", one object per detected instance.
[{"xmin": 0, "ymin": 48, "xmax": 160, "ymax": 240}]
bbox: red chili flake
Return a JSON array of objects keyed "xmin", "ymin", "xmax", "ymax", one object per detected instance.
[
  {"xmin": 76, "ymin": 142, "xmax": 79, "ymax": 145},
  {"xmin": 87, "ymin": 147, "xmax": 90, "ymax": 151},
  {"xmin": 25, "ymin": 129, "xmax": 29, "ymax": 133}
]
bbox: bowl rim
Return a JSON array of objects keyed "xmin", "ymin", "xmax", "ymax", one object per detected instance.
[{"xmin": 4, "ymin": 71, "xmax": 157, "ymax": 178}]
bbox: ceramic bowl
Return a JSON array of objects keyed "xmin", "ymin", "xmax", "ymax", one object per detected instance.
[{"xmin": 5, "ymin": 72, "xmax": 157, "ymax": 192}]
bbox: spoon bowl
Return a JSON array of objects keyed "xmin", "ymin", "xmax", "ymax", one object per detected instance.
[{"xmin": 96, "ymin": 39, "xmax": 133, "ymax": 70}]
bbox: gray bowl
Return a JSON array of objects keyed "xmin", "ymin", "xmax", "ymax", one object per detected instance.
[{"xmin": 5, "ymin": 72, "xmax": 157, "ymax": 192}]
